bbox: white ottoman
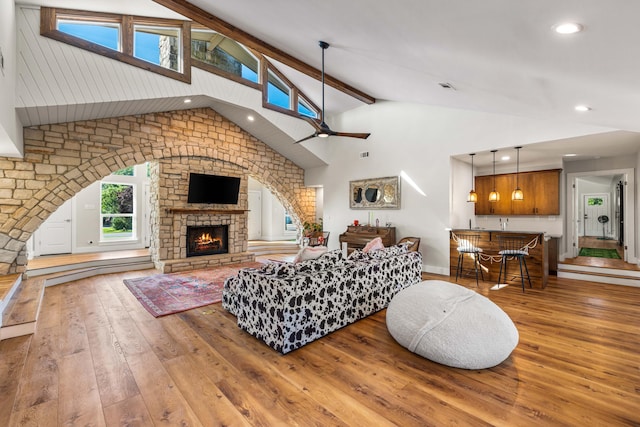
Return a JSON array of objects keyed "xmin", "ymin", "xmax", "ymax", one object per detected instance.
[{"xmin": 386, "ymin": 280, "xmax": 518, "ymax": 369}]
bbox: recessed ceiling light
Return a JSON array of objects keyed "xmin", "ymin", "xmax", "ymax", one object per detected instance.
[
  {"xmin": 501, "ymin": 156, "xmax": 510, "ymax": 161},
  {"xmin": 247, "ymin": 115, "xmax": 255, "ymax": 122},
  {"xmin": 574, "ymin": 105, "xmax": 591, "ymax": 112},
  {"xmin": 553, "ymin": 22, "xmax": 583, "ymax": 34},
  {"xmin": 184, "ymin": 98, "xmax": 192, "ymax": 104},
  {"xmin": 564, "ymin": 153, "xmax": 577, "ymax": 157}
]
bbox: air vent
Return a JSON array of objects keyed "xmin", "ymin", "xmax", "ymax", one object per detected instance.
[{"xmin": 360, "ymin": 151, "xmax": 369, "ymax": 158}]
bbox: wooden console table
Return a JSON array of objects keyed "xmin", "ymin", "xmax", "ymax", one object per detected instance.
[
  {"xmin": 450, "ymin": 229, "xmax": 548, "ymax": 289},
  {"xmin": 339, "ymin": 226, "xmax": 396, "ymax": 253}
]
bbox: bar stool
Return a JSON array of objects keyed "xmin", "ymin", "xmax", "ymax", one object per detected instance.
[
  {"xmin": 455, "ymin": 233, "xmax": 484, "ymax": 286},
  {"xmin": 497, "ymin": 235, "xmax": 532, "ymax": 292}
]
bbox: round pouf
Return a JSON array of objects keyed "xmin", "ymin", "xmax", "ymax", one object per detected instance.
[{"xmin": 386, "ymin": 280, "xmax": 518, "ymax": 369}]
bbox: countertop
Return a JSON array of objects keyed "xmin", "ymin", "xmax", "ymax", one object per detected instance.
[{"xmin": 451, "ymin": 229, "xmax": 562, "ymax": 240}]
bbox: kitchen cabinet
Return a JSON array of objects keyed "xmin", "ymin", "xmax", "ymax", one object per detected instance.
[
  {"xmin": 475, "ymin": 169, "xmax": 561, "ymax": 216},
  {"xmin": 474, "ymin": 174, "xmax": 513, "ymax": 215}
]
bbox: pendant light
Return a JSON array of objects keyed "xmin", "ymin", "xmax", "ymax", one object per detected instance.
[
  {"xmin": 488, "ymin": 150, "xmax": 500, "ymax": 202},
  {"xmin": 512, "ymin": 146, "xmax": 524, "ymax": 201},
  {"xmin": 467, "ymin": 153, "xmax": 478, "ymax": 203}
]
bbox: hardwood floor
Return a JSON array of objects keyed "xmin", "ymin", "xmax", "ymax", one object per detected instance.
[
  {"xmin": 562, "ymin": 236, "xmax": 639, "ymax": 270},
  {"xmin": 1, "ymin": 268, "xmax": 639, "ymax": 426}
]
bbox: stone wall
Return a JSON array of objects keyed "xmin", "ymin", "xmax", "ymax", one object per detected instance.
[
  {"xmin": 152, "ymin": 157, "xmax": 253, "ymax": 273},
  {"xmin": 0, "ymin": 108, "xmax": 316, "ymax": 275}
]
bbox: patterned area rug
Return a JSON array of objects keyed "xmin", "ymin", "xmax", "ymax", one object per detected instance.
[
  {"xmin": 578, "ymin": 247, "xmax": 621, "ymax": 259},
  {"xmin": 124, "ymin": 261, "xmax": 263, "ymax": 317}
]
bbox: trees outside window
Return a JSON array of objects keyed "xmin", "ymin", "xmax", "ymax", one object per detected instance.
[{"xmin": 101, "ymin": 182, "xmax": 134, "ymax": 240}]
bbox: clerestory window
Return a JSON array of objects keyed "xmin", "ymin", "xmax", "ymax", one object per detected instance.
[
  {"xmin": 134, "ymin": 24, "xmax": 182, "ymax": 73},
  {"xmin": 266, "ymin": 69, "xmax": 292, "ymax": 110},
  {"xmin": 57, "ymin": 18, "xmax": 121, "ymax": 51},
  {"xmin": 42, "ymin": 8, "xmax": 190, "ymax": 83},
  {"xmin": 191, "ymin": 28, "xmax": 259, "ymax": 85},
  {"xmin": 298, "ymin": 96, "xmax": 319, "ymax": 119},
  {"xmin": 43, "ymin": 7, "xmax": 329, "ymax": 120},
  {"xmin": 263, "ymin": 63, "xmax": 320, "ymax": 119}
]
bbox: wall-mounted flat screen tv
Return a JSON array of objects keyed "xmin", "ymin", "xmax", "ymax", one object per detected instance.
[{"xmin": 187, "ymin": 173, "xmax": 241, "ymax": 204}]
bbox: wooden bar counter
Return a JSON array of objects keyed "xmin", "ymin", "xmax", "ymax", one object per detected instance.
[{"xmin": 449, "ymin": 229, "xmax": 548, "ymax": 289}]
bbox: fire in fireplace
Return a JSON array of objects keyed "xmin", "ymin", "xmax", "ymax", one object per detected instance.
[{"xmin": 186, "ymin": 225, "xmax": 229, "ymax": 257}]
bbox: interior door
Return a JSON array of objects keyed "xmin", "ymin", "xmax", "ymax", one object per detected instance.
[
  {"xmin": 583, "ymin": 194, "xmax": 609, "ymax": 237},
  {"xmin": 37, "ymin": 199, "xmax": 73, "ymax": 255},
  {"xmin": 248, "ymin": 190, "xmax": 262, "ymax": 240}
]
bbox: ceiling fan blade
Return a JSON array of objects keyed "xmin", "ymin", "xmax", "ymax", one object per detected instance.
[
  {"xmin": 294, "ymin": 133, "xmax": 318, "ymax": 144},
  {"xmin": 293, "ymin": 41, "xmax": 371, "ymax": 144},
  {"xmin": 334, "ymin": 132, "xmax": 371, "ymax": 140}
]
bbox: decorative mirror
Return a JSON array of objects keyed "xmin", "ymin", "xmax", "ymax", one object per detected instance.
[{"xmin": 350, "ymin": 176, "xmax": 400, "ymax": 209}]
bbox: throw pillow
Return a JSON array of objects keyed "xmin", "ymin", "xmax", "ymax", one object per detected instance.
[
  {"xmin": 363, "ymin": 237, "xmax": 384, "ymax": 253},
  {"xmin": 293, "ymin": 245, "xmax": 329, "ymax": 263}
]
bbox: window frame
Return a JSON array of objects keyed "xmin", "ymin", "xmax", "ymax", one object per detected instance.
[
  {"xmin": 99, "ymin": 181, "xmax": 136, "ymax": 243},
  {"xmin": 262, "ymin": 60, "xmax": 320, "ymax": 119},
  {"xmin": 41, "ymin": 7, "xmax": 191, "ymax": 83},
  {"xmin": 190, "ymin": 26, "xmax": 261, "ymax": 90},
  {"xmin": 41, "ymin": 7, "xmax": 329, "ymax": 120}
]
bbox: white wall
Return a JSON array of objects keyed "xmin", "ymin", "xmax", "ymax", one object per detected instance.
[
  {"xmin": 306, "ymin": 101, "xmax": 618, "ymax": 274},
  {"xmin": 248, "ymin": 177, "xmax": 299, "ymax": 241},
  {"xmin": 315, "ymin": 187, "xmax": 324, "ymax": 223},
  {"xmin": 32, "ymin": 163, "xmax": 150, "ymax": 256},
  {"xmin": 0, "ymin": 0, "xmax": 22, "ymax": 157},
  {"xmin": 450, "ymin": 157, "xmax": 477, "ymax": 230}
]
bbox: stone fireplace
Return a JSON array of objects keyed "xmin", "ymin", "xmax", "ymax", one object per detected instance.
[
  {"xmin": 186, "ymin": 225, "xmax": 228, "ymax": 257},
  {"xmin": 150, "ymin": 158, "xmax": 255, "ymax": 273}
]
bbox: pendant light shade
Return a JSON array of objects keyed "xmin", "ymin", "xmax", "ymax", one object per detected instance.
[
  {"xmin": 489, "ymin": 150, "xmax": 500, "ymax": 202},
  {"xmin": 467, "ymin": 153, "xmax": 478, "ymax": 203},
  {"xmin": 511, "ymin": 146, "xmax": 524, "ymax": 201}
]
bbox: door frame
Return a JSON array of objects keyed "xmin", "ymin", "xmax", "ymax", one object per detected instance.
[
  {"xmin": 566, "ymin": 168, "xmax": 635, "ymax": 263},
  {"xmin": 582, "ymin": 193, "xmax": 610, "ymax": 237}
]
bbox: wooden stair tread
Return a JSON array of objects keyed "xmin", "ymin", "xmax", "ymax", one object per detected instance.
[
  {"xmin": 557, "ymin": 267, "xmax": 640, "ymax": 281},
  {"xmin": 2, "ymin": 278, "xmax": 44, "ymax": 328},
  {"xmin": 0, "ymin": 274, "xmax": 20, "ymax": 303}
]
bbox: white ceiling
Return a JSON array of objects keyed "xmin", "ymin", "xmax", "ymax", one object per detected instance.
[{"xmin": 17, "ymin": 0, "xmax": 640, "ymax": 167}]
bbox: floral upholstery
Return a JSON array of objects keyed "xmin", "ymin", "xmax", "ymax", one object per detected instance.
[{"xmin": 222, "ymin": 247, "xmax": 422, "ymax": 354}]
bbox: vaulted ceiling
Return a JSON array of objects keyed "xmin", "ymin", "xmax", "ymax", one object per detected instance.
[{"xmin": 18, "ymin": 0, "xmax": 640, "ymax": 166}]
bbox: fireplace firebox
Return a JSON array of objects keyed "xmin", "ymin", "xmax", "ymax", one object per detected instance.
[{"xmin": 186, "ymin": 225, "xmax": 229, "ymax": 257}]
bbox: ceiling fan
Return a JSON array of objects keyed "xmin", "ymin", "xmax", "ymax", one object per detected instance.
[{"xmin": 295, "ymin": 41, "xmax": 371, "ymax": 144}]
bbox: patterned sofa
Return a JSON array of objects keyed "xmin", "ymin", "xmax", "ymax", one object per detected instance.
[{"xmin": 223, "ymin": 245, "xmax": 422, "ymax": 354}]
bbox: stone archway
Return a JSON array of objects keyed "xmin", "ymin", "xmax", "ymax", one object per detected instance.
[{"xmin": 0, "ymin": 108, "xmax": 315, "ymax": 274}]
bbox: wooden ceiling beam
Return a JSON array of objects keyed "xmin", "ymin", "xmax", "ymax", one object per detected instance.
[{"xmin": 153, "ymin": 0, "xmax": 376, "ymax": 105}]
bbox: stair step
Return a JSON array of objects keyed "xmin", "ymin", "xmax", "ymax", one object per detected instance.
[
  {"xmin": 0, "ymin": 274, "xmax": 21, "ymax": 315},
  {"xmin": 1, "ymin": 251, "xmax": 155, "ymax": 341},
  {"xmin": 248, "ymin": 241, "xmax": 300, "ymax": 256},
  {"xmin": 25, "ymin": 255, "xmax": 153, "ymax": 278},
  {"xmin": 557, "ymin": 263, "xmax": 640, "ymax": 287},
  {"xmin": 41, "ymin": 260, "xmax": 156, "ymax": 287},
  {"xmin": 1, "ymin": 277, "xmax": 44, "ymax": 340}
]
